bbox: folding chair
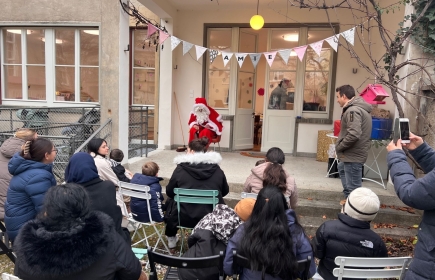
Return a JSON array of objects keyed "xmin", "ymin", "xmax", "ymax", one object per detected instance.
[
  {"xmin": 148, "ymin": 247, "xmax": 224, "ymax": 280},
  {"xmin": 118, "ymin": 181, "xmax": 170, "ymax": 255},
  {"xmin": 232, "ymin": 250, "xmax": 312, "ymax": 280},
  {"xmin": 0, "ymin": 223, "xmax": 16, "ymax": 263},
  {"xmin": 240, "ymin": 192, "xmax": 258, "ymax": 199},
  {"xmin": 1, "ymin": 273, "xmax": 21, "ymax": 280},
  {"xmin": 174, "ymin": 188, "xmax": 219, "ymax": 255},
  {"xmin": 333, "ymin": 256, "xmax": 412, "ymax": 280}
]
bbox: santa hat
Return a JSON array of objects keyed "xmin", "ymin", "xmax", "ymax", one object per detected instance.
[
  {"xmin": 344, "ymin": 187, "xmax": 380, "ymax": 222},
  {"xmin": 190, "ymin": 97, "xmax": 223, "ymax": 135}
]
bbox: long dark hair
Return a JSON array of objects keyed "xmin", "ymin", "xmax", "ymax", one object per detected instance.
[
  {"xmin": 87, "ymin": 138, "xmax": 106, "ymax": 157},
  {"xmin": 263, "ymin": 147, "xmax": 287, "ymax": 193},
  {"xmin": 188, "ymin": 137, "xmax": 209, "ymax": 152},
  {"xmin": 21, "ymin": 138, "xmax": 53, "ymax": 162},
  {"xmin": 238, "ymin": 186, "xmax": 299, "ymax": 280},
  {"xmin": 38, "ymin": 183, "xmax": 90, "ymax": 231}
]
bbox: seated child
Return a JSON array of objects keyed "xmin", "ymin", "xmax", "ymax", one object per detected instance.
[
  {"xmin": 109, "ymin": 149, "xmax": 132, "ymax": 182},
  {"xmin": 234, "ymin": 198, "xmax": 256, "ymax": 222},
  {"xmin": 130, "ymin": 162, "xmax": 164, "ymax": 223}
]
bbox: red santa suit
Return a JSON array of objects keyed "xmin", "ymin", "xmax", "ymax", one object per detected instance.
[{"xmin": 188, "ymin": 98, "xmax": 223, "ymax": 144}]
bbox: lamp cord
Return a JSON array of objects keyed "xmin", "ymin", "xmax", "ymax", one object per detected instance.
[{"xmin": 257, "ymin": 0, "xmax": 259, "ymax": 15}]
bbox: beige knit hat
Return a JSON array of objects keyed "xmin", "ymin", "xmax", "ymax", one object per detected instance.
[
  {"xmin": 344, "ymin": 187, "xmax": 380, "ymax": 222},
  {"xmin": 234, "ymin": 198, "xmax": 256, "ymax": 222}
]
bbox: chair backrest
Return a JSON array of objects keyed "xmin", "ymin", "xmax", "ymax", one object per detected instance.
[
  {"xmin": 232, "ymin": 250, "xmax": 311, "ymax": 280},
  {"xmin": 148, "ymin": 247, "xmax": 224, "ymax": 280},
  {"xmin": 333, "ymin": 256, "xmax": 412, "ymax": 280},
  {"xmin": 0, "ymin": 223, "xmax": 16, "ymax": 263},
  {"xmin": 118, "ymin": 181, "xmax": 153, "ymax": 223},
  {"xmin": 2, "ymin": 273, "xmax": 21, "ymax": 280},
  {"xmin": 240, "ymin": 192, "xmax": 258, "ymax": 199}
]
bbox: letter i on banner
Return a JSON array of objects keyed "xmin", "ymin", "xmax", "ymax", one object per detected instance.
[
  {"xmin": 263, "ymin": 51, "xmax": 277, "ymax": 67},
  {"xmin": 221, "ymin": 52, "xmax": 234, "ymax": 67},
  {"xmin": 249, "ymin": 54, "xmax": 261, "ymax": 69},
  {"xmin": 235, "ymin": 53, "xmax": 247, "ymax": 67}
]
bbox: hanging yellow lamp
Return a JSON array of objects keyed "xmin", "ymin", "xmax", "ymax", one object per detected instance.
[{"xmin": 250, "ymin": 0, "xmax": 264, "ymax": 30}]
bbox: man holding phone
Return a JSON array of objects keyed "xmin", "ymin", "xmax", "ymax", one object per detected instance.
[
  {"xmin": 386, "ymin": 133, "xmax": 435, "ymax": 279},
  {"xmin": 335, "ymin": 85, "xmax": 372, "ymax": 200}
]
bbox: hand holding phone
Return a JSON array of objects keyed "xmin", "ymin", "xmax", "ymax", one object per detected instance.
[
  {"xmin": 403, "ymin": 132, "xmax": 424, "ymax": 150},
  {"xmin": 399, "ymin": 118, "xmax": 410, "ymax": 144}
]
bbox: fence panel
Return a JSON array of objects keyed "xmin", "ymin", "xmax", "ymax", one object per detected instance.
[{"xmin": 128, "ymin": 105, "xmax": 156, "ymax": 158}]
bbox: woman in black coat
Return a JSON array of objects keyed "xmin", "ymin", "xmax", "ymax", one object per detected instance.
[
  {"xmin": 165, "ymin": 137, "xmax": 229, "ymax": 248},
  {"xmin": 13, "ymin": 183, "xmax": 147, "ymax": 280},
  {"xmin": 64, "ymin": 152, "xmax": 130, "ymax": 243}
]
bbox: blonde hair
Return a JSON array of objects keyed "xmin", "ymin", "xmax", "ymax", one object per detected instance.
[
  {"xmin": 15, "ymin": 128, "xmax": 37, "ymax": 141},
  {"xmin": 142, "ymin": 162, "xmax": 159, "ymax": 176}
]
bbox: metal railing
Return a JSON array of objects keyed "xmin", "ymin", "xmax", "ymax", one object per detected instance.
[{"xmin": 129, "ymin": 105, "xmax": 156, "ymax": 158}]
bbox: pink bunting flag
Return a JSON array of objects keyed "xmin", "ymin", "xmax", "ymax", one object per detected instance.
[
  {"xmin": 159, "ymin": 30, "xmax": 170, "ymax": 44},
  {"xmin": 147, "ymin": 23, "xmax": 158, "ymax": 38},
  {"xmin": 309, "ymin": 41, "xmax": 324, "ymax": 57},
  {"xmin": 263, "ymin": 51, "xmax": 277, "ymax": 67},
  {"xmin": 293, "ymin": 45, "xmax": 308, "ymax": 62}
]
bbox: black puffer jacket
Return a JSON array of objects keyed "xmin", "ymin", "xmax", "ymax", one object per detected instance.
[
  {"xmin": 314, "ymin": 213, "xmax": 387, "ymax": 280},
  {"xmin": 13, "ymin": 211, "xmax": 141, "ymax": 280},
  {"xmin": 166, "ymin": 152, "xmax": 229, "ymax": 228}
]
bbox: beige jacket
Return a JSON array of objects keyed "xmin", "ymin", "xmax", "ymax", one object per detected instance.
[{"xmin": 243, "ymin": 162, "xmax": 298, "ymax": 209}]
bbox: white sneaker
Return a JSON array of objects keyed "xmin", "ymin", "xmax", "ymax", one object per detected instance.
[{"xmin": 167, "ymin": 235, "xmax": 179, "ymax": 249}]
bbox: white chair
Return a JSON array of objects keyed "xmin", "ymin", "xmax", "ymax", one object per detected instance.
[
  {"xmin": 240, "ymin": 192, "xmax": 258, "ymax": 199},
  {"xmin": 333, "ymin": 256, "xmax": 412, "ymax": 280},
  {"xmin": 2, "ymin": 273, "xmax": 21, "ymax": 280},
  {"xmin": 118, "ymin": 181, "xmax": 171, "ymax": 255}
]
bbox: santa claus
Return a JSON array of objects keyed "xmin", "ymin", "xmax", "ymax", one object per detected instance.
[{"xmin": 188, "ymin": 98, "xmax": 223, "ymax": 145}]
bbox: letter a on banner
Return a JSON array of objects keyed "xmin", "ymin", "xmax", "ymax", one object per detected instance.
[
  {"xmin": 235, "ymin": 53, "xmax": 247, "ymax": 67},
  {"xmin": 309, "ymin": 41, "xmax": 323, "ymax": 57},
  {"xmin": 182, "ymin": 41, "xmax": 194, "ymax": 56},
  {"xmin": 249, "ymin": 54, "xmax": 261, "ymax": 69},
  {"xmin": 221, "ymin": 52, "xmax": 234, "ymax": 67},
  {"xmin": 263, "ymin": 51, "xmax": 277, "ymax": 67},
  {"xmin": 293, "ymin": 45, "xmax": 308, "ymax": 62},
  {"xmin": 325, "ymin": 34, "xmax": 340, "ymax": 52},
  {"xmin": 278, "ymin": 49, "xmax": 291, "ymax": 64},
  {"xmin": 171, "ymin": 36, "xmax": 181, "ymax": 51},
  {"xmin": 195, "ymin": 45, "xmax": 207, "ymax": 60},
  {"xmin": 341, "ymin": 28, "xmax": 355, "ymax": 46}
]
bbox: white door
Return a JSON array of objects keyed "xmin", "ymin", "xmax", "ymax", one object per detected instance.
[
  {"xmin": 234, "ymin": 30, "xmax": 257, "ymax": 150},
  {"xmin": 262, "ymin": 29, "xmax": 301, "ymax": 153}
]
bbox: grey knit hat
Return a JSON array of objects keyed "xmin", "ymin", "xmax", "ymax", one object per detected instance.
[{"xmin": 344, "ymin": 187, "xmax": 380, "ymax": 222}]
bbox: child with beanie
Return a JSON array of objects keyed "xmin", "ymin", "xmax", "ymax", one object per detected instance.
[
  {"xmin": 130, "ymin": 162, "xmax": 164, "ymax": 223},
  {"xmin": 313, "ymin": 187, "xmax": 388, "ymax": 280},
  {"xmin": 234, "ymin": 198, "xmax": 256, "ymax": 222}
]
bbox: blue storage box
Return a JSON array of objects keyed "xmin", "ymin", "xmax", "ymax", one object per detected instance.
[{"xmin": 371, "ymin": 118, "xmax": 392, "ymax": 140}]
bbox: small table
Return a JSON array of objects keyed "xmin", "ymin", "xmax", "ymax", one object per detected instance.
[{"xmin": 326, "ymin": 133, "xmax": 387, "ymax": 190}]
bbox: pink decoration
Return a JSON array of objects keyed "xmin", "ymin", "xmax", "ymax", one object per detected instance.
[
  {"xmin": 147, "ymin": 23, "xmax": 158, "ymax": 38},
  {"xmin": 159, "ymin": 30, "xmax": 170, "ymax": 44},
  {"xmin": 257, "ymin": 88, "xmax": 265, "ymax": 96},
  {"xmin": 360, "ymin": 84, "xmax": 389, "ymax": 105},
  {"xmin": 293, "ymin": 45, "xmax": 308, "ymax": 62}
]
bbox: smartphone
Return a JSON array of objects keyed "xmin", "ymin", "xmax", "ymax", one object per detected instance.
[{"xmin": 399, "ymin": 118, "xmax": 410, "ymax": 144}]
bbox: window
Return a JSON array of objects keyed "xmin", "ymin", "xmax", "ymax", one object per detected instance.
[{"xmin": 1, "ymin": 27, "xmax": 99, "ymax": 103}]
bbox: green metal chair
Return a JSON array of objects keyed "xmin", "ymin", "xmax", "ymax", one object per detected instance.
[{"xmin": 174, "ymin": 188, "xmax": 219, "ymax": 255}]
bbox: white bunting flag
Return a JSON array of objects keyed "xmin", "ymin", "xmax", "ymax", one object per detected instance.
[
  {"xmin": 249, "ymin": 53, "xmax": 262, "ymax": 69},
  {"xmin": 209, "ymin": 49, "xmax": 218, "ymax": 63},
  {"xmin": 325, "ymin": 35, "xmax": 340, "ymax": 52},
  {"xmin": 278, "ymin": 49, "xmax": 291, "ymax": 64},
  {"xmin": 195, "ymin": 45, "xmax": 207, "ymax": 60},
  {"xmin": 309, "ymin": 41, "xmax": 323, "ymax": 57},
  {"xmin": 263, "ymin": 51, "xmax": 277, "ymax": 67},
  {"xmin": 182, "ymin": 41, "xmax": 194, "ymax": 56},
  {"xmin": 171, "ymin": 36, "xmax": 181, "ymax": 51},
  {"xmin": 221, "ymin": 52, "xmax": 234, "ymax": 67},
  {"xmin": 341, "ymin": 28, "xmax": 355, "ymax": 46},
  {"xmin": 235, "ymin": 53, "xmax": 248, "ymax": 67}
]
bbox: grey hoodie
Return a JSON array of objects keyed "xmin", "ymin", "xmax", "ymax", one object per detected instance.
[
  {"xmin": 336, "ymin": 96, "xmax": 373, "ymax": 163},
  {"xmin": 0, "ymin": 137, "xmax": 25, "ymax": 220}
]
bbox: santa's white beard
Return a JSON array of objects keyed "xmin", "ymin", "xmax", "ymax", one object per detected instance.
[{"xmin": 195, "ymin": 109, "xmax": 209, "ymax": 125}]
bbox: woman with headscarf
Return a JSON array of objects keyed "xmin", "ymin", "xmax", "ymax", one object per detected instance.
[
  {"xmin": 64, "ymin": 152, "xmax": 130, "ymax": 244},
  {"xmin": 13, "ymin": 183, "xmax": 146, "ymax": 280}
]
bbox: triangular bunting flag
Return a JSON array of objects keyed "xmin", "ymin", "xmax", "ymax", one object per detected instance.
[
  {"xmin": 221, "ymin": 52, "xmax": 233, "ymax": 67},
  {"xmin": 278, "ymin": 49, "xmax": 291, "ymax": 64},
  {"xmin": 159, "ymin": 31, "xmax": 170, "ymax": 44},
  {"xmin": 147, "ymin": 23, "xmax": 158, "ymax": 38},
  {"xmin": 309, "ymin": 41, "xmax": 323, "ymax": 57},
  {"xmin": 264, "ymin": 51, "xmax": 277, "ymax": 67},
  {"xmin": 325, "ymin": 35, "xmax": 340, "ymax": 52},
  {"xmin": 209, "ymin": 49, "xmax": 218, "ymax": 63},
  {"xmin": 171, "ymin": 36, "xmax": 181, "ymax": 51},
  {"xmin": 293, "ymin": 45, "xmax": 308, "ymax": 62},
  {"xmin": 195, "ymin": 45, "xmax": 207, "ymax": 60},
  {"xmin": 341, "ymin": 28, "xmax": 355, "ymax": 46},
  {"xmin": 182, "ymin": 41, "xmax": 193, "ymax": 56},
  {"xmin": 235, "ymin": 53, "xmax": 248, "ymax": 68},
  {"xmin": 249, "ymin": 53, "xmax": 262, "ymax": 69}
]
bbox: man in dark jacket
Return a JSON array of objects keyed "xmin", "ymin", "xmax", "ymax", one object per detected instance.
[
  {"xmin": 387, "ymin": 134, "xmax": 435, "ymax": 280},
  {"xmin": 65, "ymin": 152, "xmax": 131, "ymax": 244},
  {"xmin": 314, "ymin": 187, "xmax": 387, "ymax": 280},
  {"xmin": 335, "ymin": 85, "xmax": 372, "ymax": 198}
]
